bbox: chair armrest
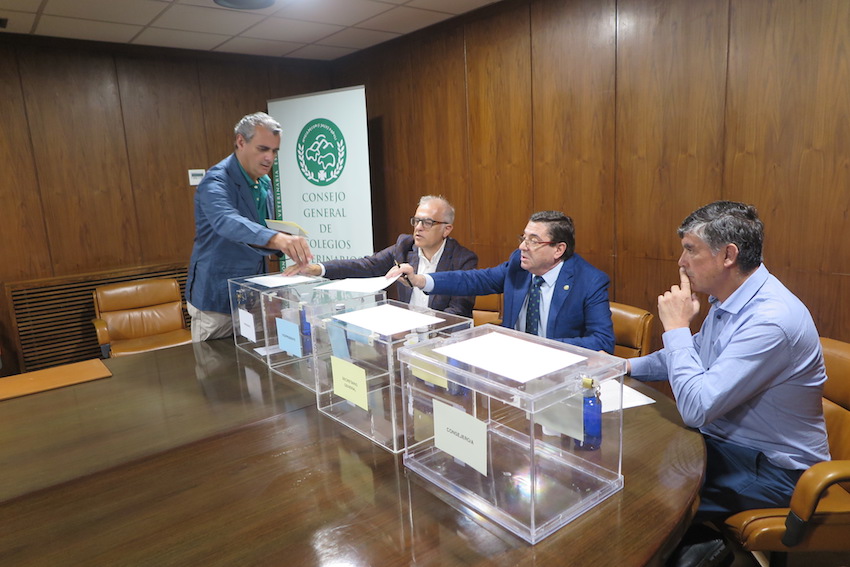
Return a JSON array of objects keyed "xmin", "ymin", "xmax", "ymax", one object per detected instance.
[
  {"xmin": 783, "ymin": 460, "xmax": 850, "ymax": 546},
  {"xmin": 91, "ymin": 318, "xmax": 112, "ymax": 358}
]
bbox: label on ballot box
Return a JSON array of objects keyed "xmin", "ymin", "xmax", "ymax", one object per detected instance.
[{"xmin": 315, "ymin": 299, "xmax": 473, "ymax": 454}]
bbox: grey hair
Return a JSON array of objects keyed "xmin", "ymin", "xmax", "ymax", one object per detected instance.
[
  {"xmin": 678, "ymin": 201, "xmax": 764, "ymax": 273},
  {"xmin": 418, "ymin": 195, "xmax": 455, "ymax": 224},
  {"xmin": 234, "ymin": 112, "xmax": 281, "ymax": 142}
]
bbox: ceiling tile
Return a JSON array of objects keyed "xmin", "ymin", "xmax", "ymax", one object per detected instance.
[
  {"xmin": 43, "ymin": 0, "xmax": 168, "ymax": 26},
  {"xmin": 285, "ymin": 43, "xmax": 356, "ymax": 61},
  {"xmin": 133, "ymin": 26, "xmax": 229, "ymax": 50},
  {"xmin": 214, "ymin": 36, "xmax": 303, "ymax": 57},
  {"xmin": 408, "ymin": 0, "xmax": 499, "ymax": 14},
  {"xmin": 358, "ymin": 6, "xmax": 450, "ymax": 34},
  {"xmin": 0, "ymin": 0, "xmax": 42, "ymax": 12},
  {"xmin": 0, "ymin": 10, "xmax": 36, "ymax": 33},
  {"xmin": 317, "ymin": 27, "xmax": 399, "ymax": 50},
  {"xmin": 155, "ymin": 4, "xmax": 261, "ymax": 34},
  {"xmin": 176, "ymin": 0, "xmax": 281, "ymax": 16},
  {"xmin": 2, "ymin": 0, "xmax": 506, "ymax": 61},
  {"xmin": 272, "ymin": 0, "xmax": 392, "ymax": 27},
  {"xmin": 36, "ymin": 15, "xmax": 141, "ymax": 43},
  {"xmin": 242, "ymin": 16, "xmax": 342, "ymax": 43}
]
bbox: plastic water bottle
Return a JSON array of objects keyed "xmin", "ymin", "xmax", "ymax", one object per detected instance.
[
  {"xmin": 299, "ymin": 304, "xmax": 312, "ymax": 356},
  {"xmin": 575, "ymin": 376, "xmax": 601, "ymax": 451}
]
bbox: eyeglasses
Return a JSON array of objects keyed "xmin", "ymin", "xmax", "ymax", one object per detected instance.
[
  {"xmin": 410, "ymin": 217, "xmax": 449, "ymax": 229},
  {"xmin": 518, "ymin": 235, "xmax": 557, "ymax": 248}
]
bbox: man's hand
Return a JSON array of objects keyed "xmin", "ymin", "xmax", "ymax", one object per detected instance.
[
  {"xmin": 267, "ymin": 232, "xmax": 313, "ymax": 266},
  {"xmin": 657, "ymin": 267, "xmax": 700, "ymax": 332},
  {"xmin": 385, "ymin": 263, "xmax": 426, "ymax": 289},
  {"xmin": 283, "ymin": 263, "xmax": 321, "ymax": 276}
]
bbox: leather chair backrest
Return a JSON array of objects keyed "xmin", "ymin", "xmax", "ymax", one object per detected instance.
[
  {"xmin": 820, "ymin": 337, "xmax": 850, "ymax": 460},
  {"xmin": 93, "ymin": 278, "xmax": 186, "ymax": 342},
  {"xmin": 610, "ymin": 301, "xmax": 654, "ymax": 359},
  {"xmin": 473, "ymin": 294, "xmax": 502, "ymax": 327}
]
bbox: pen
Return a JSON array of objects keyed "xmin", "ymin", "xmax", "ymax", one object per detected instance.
[{"xmin": 394, "ymin": 259, "xmax": 413, "ymax": 287}]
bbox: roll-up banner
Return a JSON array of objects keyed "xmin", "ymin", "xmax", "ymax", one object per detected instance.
[{"xmin": 268, "ymin": 86, "xmax": 373, "ymax": 266}]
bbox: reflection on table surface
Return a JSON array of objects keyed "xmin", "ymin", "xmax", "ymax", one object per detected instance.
[
  {"xmin": 0, "ymin": 340, "xmax": 704, "ymax": 566},
  {"xmin": 0, "ymin": 339, "xmax": 315, "ymax": 502}
]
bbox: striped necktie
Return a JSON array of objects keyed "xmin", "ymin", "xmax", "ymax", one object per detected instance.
[{"xmin": 526, "ymin": 276, "xmax": 545, "ymax": 335}]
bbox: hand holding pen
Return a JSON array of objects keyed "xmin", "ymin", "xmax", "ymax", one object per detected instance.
[{"xmin": 393, "ymin": 259, "xmax": 413, "ymax": 287}]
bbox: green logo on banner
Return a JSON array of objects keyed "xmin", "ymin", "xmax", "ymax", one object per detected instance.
[{"xmin": 296, "ymin": 118, "xmax": 346, "ymax": 186}]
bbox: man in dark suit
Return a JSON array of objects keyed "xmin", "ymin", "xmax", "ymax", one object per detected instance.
[
  {"xmin": 286, "ymin": 195, "xmax": 478, "ymax": 317},
  {"xmin": 388, "ymin": 211, "xmax": 614, "ymax": 352}
]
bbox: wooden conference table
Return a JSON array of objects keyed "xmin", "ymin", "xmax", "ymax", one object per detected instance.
[{"xmin": 0, "ymin": 339, "xmax": 705, "ymax": 566}]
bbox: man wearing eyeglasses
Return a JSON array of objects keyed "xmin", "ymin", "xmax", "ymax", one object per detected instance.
[
  {"xmin": 388, "ymin": 210, "xmax": 614, "ymax": 352},
  {"xmin": 285, "ymin": 195, "xmax": 478, "ymax": 317}
]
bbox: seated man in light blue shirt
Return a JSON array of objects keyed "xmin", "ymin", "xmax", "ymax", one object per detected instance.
[
  {"xmin": 628, "ymin": 201, "xmax": 830, "ymax": 563},
  {"xmin": 388, "ymin": 211, "xmax": 614, "ymax": 353}
]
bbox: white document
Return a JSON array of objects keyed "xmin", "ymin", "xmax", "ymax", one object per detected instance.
[
  {"xmin": 238, "ymin": 308, "xmax": 256, "ymax": 342},
  {"xmin": 245, "ymin": 274, "xmax": 315, "ymax": 288},
  {"xmin": 433, "ymin": 399, "xmax": 488, "ymax": 476},
  {"xmin": 434, "ymin": 332, "xmax": 586, "ymax": 384},
  {"xmin": 316, "ymin": 275, "xmax": 399, "ymax": 293},
  {"xmin": 253, "ymin": 345, "xmax": 283, "ymax": 357},
  {"xmin": 600, "ymin": 381, "xmax": 656, "ymax": 413},
  {"xmin": 332, "ymin": 303, "xmax": 444, "ymax": 336}
]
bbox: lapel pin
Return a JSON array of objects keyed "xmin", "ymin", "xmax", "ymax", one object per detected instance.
[{"xmin": 563, "ymin": 285, "xmax": 570, "ymax": 291}]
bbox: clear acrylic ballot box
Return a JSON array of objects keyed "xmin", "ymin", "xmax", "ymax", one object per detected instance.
[
  {"xmin": 316, "ymin": 299, "xmax": 473, "ymax": 453},
  {"xmin": 261, "ymin": 284, "xmax": 386, "ymax": 392},
  {"xmin": 397, "ymin": 325, "xmax": 625, "ymax": 544},
  {"xmin": 228, "ymin": 274, "xmax": 327, "ymax": 360}
]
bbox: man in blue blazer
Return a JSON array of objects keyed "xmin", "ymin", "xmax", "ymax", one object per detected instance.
[
  {"xmin": 186, "ymin": 112, "xmax": 312, "ymax": 341},
  {"xmin": 286, "ymin": 196, "xmax": 478, "ymax": 317},
  {"xmin": 388, "ymin": 211, "xmax": 614, "ymax": 353}
]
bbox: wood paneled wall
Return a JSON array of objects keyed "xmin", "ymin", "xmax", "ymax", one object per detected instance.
[
  {"xmin": 0, "ymin": 36, "xmax": 331, "ymax": 373},
  {"xmin": 3, "ymin": 0, "xmax": 850, "ymax": 369},
  {"xmin": 331, "ymin": 0, "xmax": 850, "ymax": 349}
]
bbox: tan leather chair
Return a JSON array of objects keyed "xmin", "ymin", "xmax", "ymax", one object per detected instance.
[
  {"xmin": 610, "ymin": 301, "xmax": 654, "ymax": 359},
  {"xmin": 723, "ymin": 337, "xmax": 850, "ymax": 566},
  {"xmin": 473, "ymin": 294, "xmax": 502, "ymax": 327},
  {"xmin": 92, "ymin": 278, "xmax": 192, "ymax": 358}
]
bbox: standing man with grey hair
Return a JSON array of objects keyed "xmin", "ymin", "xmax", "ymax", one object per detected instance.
[
  {"xmin": 628, "ymin": 201, "xmax": 829, "ymax": 564},
  {"xmin": 187, "ymin": 112, "xmax": 312, "ymax": 341},
  {"xmin": 286, "ymin": 195, "xmax": 478, "ymax": 317}
]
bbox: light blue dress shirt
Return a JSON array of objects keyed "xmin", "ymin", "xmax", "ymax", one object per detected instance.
[
  {"xmin": 630, "ymin": 264, "xmax": 830, "ymax": 470},
  {"xmin": 422, "ymin": 262, "xmax": 564, "ymax": 338},
  {"xmin": 514, "ymin": 262, "xmax": 563, "ymax": 338}
]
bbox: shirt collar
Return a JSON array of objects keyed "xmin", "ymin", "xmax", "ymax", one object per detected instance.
[
  {"xmin": 537, "ymin": 261, "xmax": 564, "ymax": 288},
  {"xmin": 236, "ymin": 160, "xmax": 257, "ymax": 187},
  {"xmin": 236, "ymin": 159, "xmax": 271, "ymax": 191},
  {"xmin": 417, "ymin": 238, "xmax": 447, "ymax": 267},
  {"xmin": 709, "ymin": 263, "xmax": 769, "ymax": 314}
]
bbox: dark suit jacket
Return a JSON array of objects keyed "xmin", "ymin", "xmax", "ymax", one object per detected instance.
[
  {"xmin": 322, "ymin": 234, "xmax": 478, "ymax": 317},
  {"xmin": 429, "ymin": 250, "xmax": 615, "ymax": 353}
]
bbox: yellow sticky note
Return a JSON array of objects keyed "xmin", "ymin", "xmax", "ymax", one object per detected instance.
[
  {"xmin": 410, "ymin": 354, "xmax": 448, "ymax": 389},
  {"xmin": 331, "ymin": 355, "xmax": 369, "ymax": 411}
]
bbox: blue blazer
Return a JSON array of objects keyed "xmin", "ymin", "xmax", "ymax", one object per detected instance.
[
  {"xmin": 430, "ymin": 250, "xmax": 615, "ymax": 353},
  {"xmin": 323, "ymin": 234, "xmax": 478, "ymax": 317},
  {"xmin": 186, "ymin": 154, "xmax": 278, "ymax": 313}
]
